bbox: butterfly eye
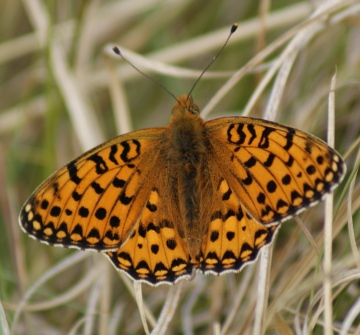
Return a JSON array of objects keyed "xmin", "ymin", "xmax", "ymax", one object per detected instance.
[
  {"xmin": 187, "ymin": 96, "xmax": 200, "ymax": 115},
  {"xmin": 189, "ymin": 105, "xmax": 200, "ymax": 115}
]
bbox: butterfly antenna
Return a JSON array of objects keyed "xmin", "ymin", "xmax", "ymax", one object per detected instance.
[
  {"xmin": 187, "ymin": 23, "xmax": 238, "ymax": 100},
  {"xmin": 112, "ymin": 46, "xmax": 180, "ymax": 103}
]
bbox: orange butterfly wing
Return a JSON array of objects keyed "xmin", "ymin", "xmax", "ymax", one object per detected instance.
[
  {"xmin": 197, "ymin": 117, "xmax": 345, "ymax": 275},
  {"xmin": 205, "ymin": 117, "xmax": 345, "ymax": 224},
  {"xmin": 106, "ymin": 170, "xmax": 194, "ymax": 285},
  {"xmin": 20, "ymin": 127, "xmax": 195, "ymax": 285},
  {"xmin": 193, "ymin": 158, "xmax": 279, "ymax": 275},
  {"xmin": 19, "ymin": 128, "xmax": 166, "ymax": 251}
]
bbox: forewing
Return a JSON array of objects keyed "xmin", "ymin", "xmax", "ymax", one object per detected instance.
[
  {"xmin": 19, "ymin": 128, "xmax": 165, "ymax": 251},
  {"xmin": 205, "ymin": 117, "xmax": 345, "ymax": 225}
]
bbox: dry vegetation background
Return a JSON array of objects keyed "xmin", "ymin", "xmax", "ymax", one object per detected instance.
[{"xmin": 1, "ymin": 0, "xmax": 360, "ymax": 334}]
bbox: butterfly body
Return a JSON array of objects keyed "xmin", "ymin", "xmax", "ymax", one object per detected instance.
[
  {"xmin": 20, "ymin": 95, "xmax": 345, "ymax": 285},
  {"xmin": 164, "ymin": 95, "xmax": 211, "ymax": 259}
]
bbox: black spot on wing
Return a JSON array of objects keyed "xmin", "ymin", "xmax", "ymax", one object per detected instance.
[
  {"xmin": 166, "ymin": 239, "xmax": 177, "ymax": 250},
  {"xmin": 109, "ymin": 216, "xmax": 120, "ymax": 228},
  {"xmin": 306, "ymin": 165, "xmax": 316, "ymax": 175},
  {"xmin": 283, "ymin": 129, "xmax": 294, "ymax": 150},
  {"xmin": 147, "ymin": 222, "xmax": 160, "ymax": 234},
  {"xmin": 78, "ymin": 206, "xmax": 89, "ymax": 218},
  {"xmin": 72, "ymin": 191, "xmax": 82, "ymax": 201},
  {"xmin": 264, "ymin": 153, "xmax": 275, "ymax": 167},
  {"xmin": 227, "ymin": 124, "xmax": 246, "ymax": 145},
  {"xmin": 119, "ymin": 191, "xmax": 133, "ymax": 205},
  {"xmin": 247, "ymin": 124, "xmax": 256, "ymax": 144},
  {"xmin": 286, "ymin": 155, "xmax": 294, "ymax": 167},
  {"xmin": 91, "ymin": 182, "xmax": 104, "ymax": 194},
  {"xmin": 95, "ymin": 207, "xmax": 107, "ymax": 220},
  {"xmin": 267, "ymin": 180, "xmax": 277, "ymax": 193},
  {"xmin": 242, "ymin": 171, "xmax": 253, "ymax": 185},
  {"xmin": 67, "ymin": 161, "xmax": 81, "ymax": 185},
  {"xmin": 120, "ymin": 140, "xmax": 141, "ymax": 162},
  {"xmin": 50, "ymin": 206, "xmax": 61, "ymax": 217},
  {"xmin": 282, "ymin": 174, "xmax": 291, "ymax": 185},
  {"xmin": 259, "ymin": 128, "xmax": 275, "ymax": 148},
  {"xmin": 88, "ymin": 154, "xmax": 108, "ymax": 174},
  {"xmin": 113, "ymin": 177, "xmax": 125, "ymax": 188},
  {"xmin": 41, "ymin": 200, "xmax": 49, "ymax": 209},
  {"xmin": 146, "ymin": 201, "xmax": 157, "ymax": 212},
  {"xmin": 244, "ymin": 156, "xmax": 256, "ymax": 168},
  {"xmin": 210, "ymin": 231, "xmax": 219, "ymax": 242},
  {"xmin": 109, "ymin": 145, "xmax": 118, "ymax": 165}
]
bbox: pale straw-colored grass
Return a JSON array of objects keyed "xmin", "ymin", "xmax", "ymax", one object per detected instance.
[{"xmin": 1, "ymin": 1, "xmax": 359, "ymax": 334}]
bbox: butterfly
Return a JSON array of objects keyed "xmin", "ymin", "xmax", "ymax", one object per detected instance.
[{"xmin": 19, "ymin": 92, "xmax": 345, "ymax": 286}]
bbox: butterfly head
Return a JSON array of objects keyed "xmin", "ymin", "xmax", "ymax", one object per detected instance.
[{"xmin": 171, "ymin": 95, "xmax": 200, "ymax": 121}]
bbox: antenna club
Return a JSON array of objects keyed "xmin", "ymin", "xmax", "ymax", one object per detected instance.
[
  {"xmin": 231, "ymin": 23, "xmax": 238, "ymax": 33},
  {"xmin": 112, "ymin": 46, "xmax": 121, "ymax": 55}
]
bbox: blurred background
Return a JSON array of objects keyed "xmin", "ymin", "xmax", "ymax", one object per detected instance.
[{"xmin": 1, "ymin": 0, "xmax": 359, "ymax": 334}]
